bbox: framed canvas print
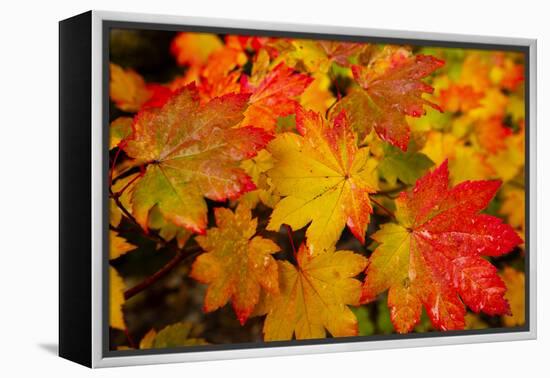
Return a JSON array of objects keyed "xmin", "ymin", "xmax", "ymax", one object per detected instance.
[{"xmin": 59, "ymin": 10, "xmax": 537, "ymax": 368}]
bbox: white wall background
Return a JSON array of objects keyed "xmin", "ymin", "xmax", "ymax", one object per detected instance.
[{"xmin": 0, "ymin": 0, "xmax": 546, "ymax": 376}]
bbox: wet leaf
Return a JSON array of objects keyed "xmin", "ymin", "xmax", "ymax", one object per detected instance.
[
  {"xmin": 337, "ymin": 53, "xmax": 444, "ymax": 150},
  {"xmin": 362, "ymin": 161, "xmax": 522, "ymax": 332},
  {"xmin": 267, "ymin": 107, "xmax": 378, "ymax": 254},
  {"xmin": 123, "ymin": 85, "xmax": 273, "ymax": 233},
  {"xmin": 191, "ymin": 205, "xmax": 280, "ymax": 325},
  {"xmin": 260, "ymin": 243, "xmax": 367, "ymax": 341}
]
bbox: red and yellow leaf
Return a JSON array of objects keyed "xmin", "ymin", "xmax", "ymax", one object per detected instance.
[
  {"xmin": 241, "ymin": 63, "xmax": 312, "ymax": 131},
  {"xmin": 267, "ymin": 107, "xmax": 378, "ymax": 254},
  {"xmin": 439, "ymin": 84, "xmax": 484, "ymax": 113},
  {"xmin": 123, "ymin": 84, "xmax": 273, "ymax": 233},
  {"xmin": 362, "ymin": 161, "xmax": 522, "ymax": 333},
  {"xmin": 341, "ymin": 54, "xmax": 444, "ymax": 150},
  {"xmin": 190, "ymin": 205, "xmax": 280, "ymax": 325},
  {"xmin": 170, "ymin": 32, "xmax": 223, "ymax": 67}
]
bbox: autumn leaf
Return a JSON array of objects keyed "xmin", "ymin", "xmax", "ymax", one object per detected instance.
[
  {"xmin": 170, "ymin": 32, "xmax": 223, "ymax": 67},
  {"xmin": 110, "ymin": 63, "xmax": 172, "ymax": 112},
  {"xmin": 500, "ymin": 267, "xmax": 525, "ymax": 327},
  {"xmin": 241, "ymin": 63, "xmax": 312, "ymax": 131},
  {"xmin": 500, "ymin": 186, "xmax": 525, "ymax": 236},
  {"xmin": 190, "ymin": 205, "xmax": 280, "ymax": 325},
  {"xmin": 487, "ymin": 128, "xmax": 525, "ymax": 182},
  {"xmin": 110, "ymin": 117, "xmax": 133, "ymax": 149},
  {"xmin": 362, "ymin": 160, "xmax": 522, "ymax": 333},
  {"xmin": 169, "ymin": 36, "xmax": 246, "ymax": 102},
  {"xmin": 337, "ymin": 54, "xmax": 444, "ymax": 150},
  {"xmin": 147, "ymin": 206, "xmax": 191, "ymax": 248},
  {"xmin": 469, "ymin": 88, "xmax": 509, "ymax": 121},
  {"xmin": 109, "ymin": 267, "xmax": 126, "ymax": 330},
  {"xmin": 439, "ymin": 84, "xmax": 484, "ymax": 113},
  {"xmin": 109, "ymin": 173, "xmax": 139, "ymax": 228},
  {"xmin": 474, "ymin": 117, "xmax": 512, "ymax": 154},
  {"xmin": 378, "ymin": 143, "xmax": 434, "ymax": 186},
  {"xmin": 421, "ymin": 131, "xmax": 494, "ymax": 185},
  {"xmin": 239, "ymin": 150, "xmax": 280, "ymax": 209},
  {"xmin": 259, "ymin": 243, "xmax": 367, "ymax": 341},
  {"xmin": 272, "ymin": 39, "xmax": 365, "ymax": 73},
  {"xmin": 110, "ymin": 63, "xmax": 151, "ymax": 112},
  {"xmin": 267, "ymin": 107, "xmax": 378, "ymax": 254},
  {"xmin": 300, "ymin": 73, "xmax": 336, "ymax": 114},
  {"xmin": 318, "ymin": 40, "xmax": 367, "ymax": 67},
  {"xmin": 109, "ymin": 230, "xmax": 136, "ymax": 260},
  {"xmin": 139, "ymin": 322, "xmax": 208, "ymax": 349},
  {"xmin": 490, "ymin": 52, "xmax": 525, "ymax": 91},
  {"xmin": 123, "ymin": 84, "xmax": 273, "ymax": 233},
  {"xmin": 328, "ymin": 89, "xmax": 372, "ymax": 142}
]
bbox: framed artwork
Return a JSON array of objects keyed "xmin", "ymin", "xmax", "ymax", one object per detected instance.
[{"xmin": 59, "ymin": 10, "xmax": 537, "ymax": 368}]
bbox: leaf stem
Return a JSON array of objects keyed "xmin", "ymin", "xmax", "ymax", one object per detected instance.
[
  {"xmin": 113, "ymin": 171, "xmax": 143, "ymax": 198},
  {"xmin": 109, "ymin": 143, "xmax": 125, "ymax": 187},
  {"xmin": 286, "ymin": 225, "xmax": 297, "ymax": 259}
]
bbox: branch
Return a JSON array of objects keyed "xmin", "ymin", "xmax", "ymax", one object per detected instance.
[
  {"xmin": 109, "ymin": 188, "xmax": 203, "ymax": 300},
  {"xmin": 123, "ymin": 245, "xmax": 202, "ymax": 300},
  {"xmin": 109, "ymin": 188, "xmax": 168, "ymax": 246}
]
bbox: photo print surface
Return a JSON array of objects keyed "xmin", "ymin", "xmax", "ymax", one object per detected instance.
[{"xmin": 107, "ymin": 27, "xmax": 527, "ymax": 353}]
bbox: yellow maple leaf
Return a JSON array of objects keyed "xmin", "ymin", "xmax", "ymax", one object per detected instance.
[
  {"xmin": 239, "ymin": 150, "xmax": 280, "ymax": 209},
  {"xmin": 260, "ymin": 243, "xmax": 367, "ymax": 341},
  {"xmin": 109, "ymin": 63, "xmax": 151, "ymax": 112},
  {"xmin": 267, "ymin": 108, "xmax": 378, "ymax": 254},
  {"xmin": 300, "ymin": 73, "xmax": 336, "ymax": 114},
  {"xmin": 421, "ymin": 131, "xmax": 493, "ymax": 185},
  {"xmin": 500, "ymin": 187, "xmax": 525, "ymax": 231},
  {"xmin": 487, "ymin": 130, "xmax": 525, "ymax": 182},
  {"xmin": 500, "ymin": 267, "xmax": 525, "ymax": 327}
]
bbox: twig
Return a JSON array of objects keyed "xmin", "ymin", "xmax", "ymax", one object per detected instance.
[
  {"xmin": 123, "ymin": 246, "xmax": 202, "ymax": 300},
  {"xmin": 109, "ymin": 187, "xmax": 203, "ymax": 300},
  {"xmin": 109, "ymin": 143, "xmax": 125, "ymax": 187},
  {"xmin": 113, "ymin": 172, "xmax": 142, "ymax": 198},
  {"xmin": 109, "ymin": 188, "xmax": 168, "ymax": 246}
]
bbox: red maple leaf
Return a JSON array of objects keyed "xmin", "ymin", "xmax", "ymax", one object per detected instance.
[
  {"xmin": 240, "ymin": 63, "xmax": 313, "ymax": 131},
  {"xmin": 362, "ymin": 160, "xmax": 522, "ymax": 332}
]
